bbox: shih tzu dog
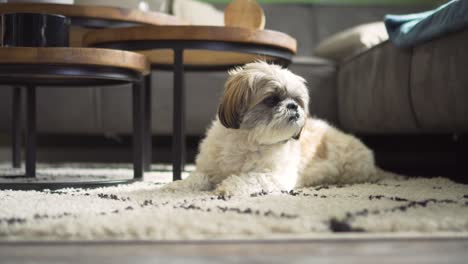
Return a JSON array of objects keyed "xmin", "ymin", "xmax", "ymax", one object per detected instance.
[{"xmin": 163, "ymin": 61, "xmax": 380, "ymax": 195}]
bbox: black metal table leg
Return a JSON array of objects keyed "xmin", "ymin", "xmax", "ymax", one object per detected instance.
[
  {"xmin": 132, "ymin": 78, "xmax": 144, "ymax": 179},
  {"xmin": 144, "ymin": 74, "xmax": 152, "ymax": 171},
  {"xmin": 173, "ymin": 49, "xmax": 186, "ymax": 181},
  {"xmin": 12, "ymin": 86, "xmax": 22, "ymax": 168},
  {"xmin": 25, "ymin": 85, "xmax": 36, "ymax": 178}
]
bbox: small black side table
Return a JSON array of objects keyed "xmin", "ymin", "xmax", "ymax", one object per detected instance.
[
  {"xmin": 84, "ymin": 25, "xmax": 297, "ymax": 181},
  {"xmin": 0, "ymin": 2, "xmax": 187, "ymax": 172},
  {"xmin": 0, "ymin": 47, "xmax": 150, "ymax": 190}
]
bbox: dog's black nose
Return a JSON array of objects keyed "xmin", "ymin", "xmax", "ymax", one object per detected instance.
[
  {"xmin": 289, "ymin": 112, "xmax": 300, "ymax": 122},
  {"xmin": 286, "ymin": 103, "xmax": 298, "ymax": 110}
]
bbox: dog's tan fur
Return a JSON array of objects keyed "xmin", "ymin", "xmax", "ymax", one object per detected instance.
[{"xmin": 163, "ymin": 61, "xmax": 380, "ymax": 195}]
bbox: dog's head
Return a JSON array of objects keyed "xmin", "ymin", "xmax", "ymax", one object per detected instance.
[{"xmin": 218, "ymin": 61, "xmax": 309, "ymax": 145}]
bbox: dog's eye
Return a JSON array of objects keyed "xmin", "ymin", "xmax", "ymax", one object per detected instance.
[{"xmin": 263, "ymin": 95, "xmax": 281, "ymax": 107}]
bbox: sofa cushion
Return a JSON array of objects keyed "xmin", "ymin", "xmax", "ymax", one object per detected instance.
[
  {"xmin": 337, "ymin": 41, "xmax": 419, "ymax": 133},
  {"xmin": 314, "ymin": 22, "xmax": 388, "ymax": 61},
  {"xmin": 411, "ymin": 29, "xmax": 468, "ymax": 132}
]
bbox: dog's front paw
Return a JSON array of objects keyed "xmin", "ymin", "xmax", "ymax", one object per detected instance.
[
  {"xmin": 213, "ymin": 173, "xmax": 285, "ymax": 196},
  {"xmin": 213, "ymin": 188, "xmax": 230, "ymax": 198},
  {"xmin": 160, "ymin": 172, "xmax": 214, "ymax": 193},
  {"xmin": 160, "ymin": 180, "xmax": 188, "ymax": 193},
  {"xmin": 213, "ymin": 176, "xmax": 253, "ymax": 196},
  {"xmin": 213, "ymin": 185, "xmax": 239, "ymax": 197}
]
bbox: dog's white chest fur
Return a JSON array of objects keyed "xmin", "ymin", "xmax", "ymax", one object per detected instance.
[{"xmin": 196, "ymin": 121, "xmax": 301, "ymax": 190}]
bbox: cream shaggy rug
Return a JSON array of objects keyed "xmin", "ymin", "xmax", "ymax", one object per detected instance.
[{"xmin": 0, "ymin": 163, "xmax": 468, "ymax": 241}]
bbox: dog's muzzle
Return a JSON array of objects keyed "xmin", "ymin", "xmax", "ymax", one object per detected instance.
[{"xmin": 289, "ymin": 112, "xmax": 300, "ymax": 122}]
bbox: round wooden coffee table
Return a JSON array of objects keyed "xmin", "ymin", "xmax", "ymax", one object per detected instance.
[
  {"xmin": 0, "ymin": 2, "xmax": 185, "ymax": 172},
  {"xmin": 84, "ymin": 25, "xmax": 297, "ymax": 181},
  {"xmin": 0, "ymin": 47, "xmax": 149, "ymax": 190}
]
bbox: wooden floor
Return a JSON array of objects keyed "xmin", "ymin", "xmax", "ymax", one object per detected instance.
[{"xmin": 0, "ymin": 238, "xmax": 467, "ymax": 264}]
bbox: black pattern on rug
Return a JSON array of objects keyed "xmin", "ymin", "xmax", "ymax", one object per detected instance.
[{"xmin": 0, "ymin": 164, "xmax": 468, "ymax": 240}]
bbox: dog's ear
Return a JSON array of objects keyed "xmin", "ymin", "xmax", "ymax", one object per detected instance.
[
  {"xmin": 218, "ymin": 73, "xmax": 250, "ymax": 129},
  {"xmin": 218, "ymin": 101, "xmax": 241, "ymax": 129}
]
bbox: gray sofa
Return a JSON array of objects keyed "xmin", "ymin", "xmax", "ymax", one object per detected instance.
[
  {"xmin": 338, "ymin": 28, "xmax": 468, "ymax": 134},
  {"xmin": 0, "ymin": 3, "xmax": 436, "ymax": 137}
]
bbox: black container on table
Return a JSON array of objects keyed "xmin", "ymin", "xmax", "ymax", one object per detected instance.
[{"xmin": 1, "ymin": 13, "xmax": 70, "ymax": 47}]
